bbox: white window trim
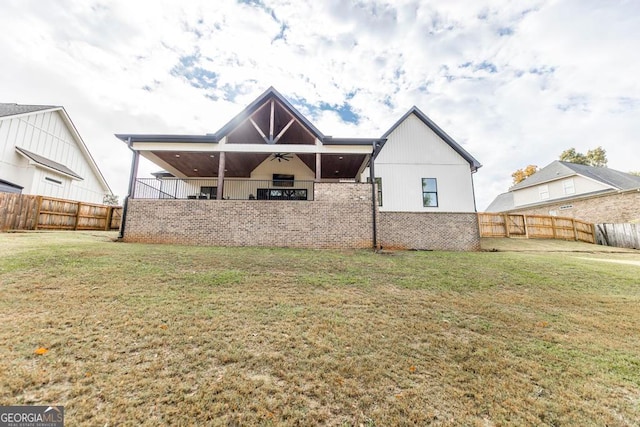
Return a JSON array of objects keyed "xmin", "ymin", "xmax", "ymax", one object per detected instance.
[
  {"xmin": 539, "ymin": 184, "xmax": 549, "ymax": 200},
  {"xmin": 563, "ymin": 178, "xmax": 575, "ymax": 195}
]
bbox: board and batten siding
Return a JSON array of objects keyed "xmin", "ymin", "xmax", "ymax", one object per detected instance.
[
  {"xmin": 0, "ymin": 110, "xmax": 108, "ymax": 204},
  {"xmin": 366, "ymin": 113, "xmax": 476, "ymax": 212},
  {"xmin": 512, "ymin": 175, "xmax": 610, "ymax": 207}
]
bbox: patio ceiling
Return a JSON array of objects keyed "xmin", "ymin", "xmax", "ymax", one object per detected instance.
[{"xmin": 149, "ymin": 151, "xmax": 368, "ymax": 179}]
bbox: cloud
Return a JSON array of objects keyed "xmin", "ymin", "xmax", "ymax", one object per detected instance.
[{"xmin": 1, "ymin": 0, "xmax": 638, "ymax": 210}]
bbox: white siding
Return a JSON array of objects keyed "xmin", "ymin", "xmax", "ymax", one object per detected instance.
[
  {"xmin": 0, "ymin": 110, "xmax": 110, "ymax": 204},
  {"xmin": 513, "ymin": 175, "xmax": 611, "ymax": 207},
  {"xmin": 366, "ymin": 114, "xmax": 476, "ymax": 212},
  {"xmin": 250, "ymin": 154, "xmax": 315, "ymax": 181}
]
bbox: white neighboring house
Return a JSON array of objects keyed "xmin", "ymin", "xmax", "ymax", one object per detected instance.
[
  {"xmin": 485, "ymin": 161, "xmax": 640, "ymax": 223},
  {"xmin": 0, "ymin": 103, "xmax": 112, "ymax": 204},
  {"xmin": 363, "ymin": 107, "xmax": 481, "ymax": 212}
]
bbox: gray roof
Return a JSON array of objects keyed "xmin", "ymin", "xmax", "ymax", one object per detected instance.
[
  {"xmin": 378, "ymin": 106, "xmax": 482, "ymax": 172},
  {"xmin": 511, "ymin": 161, "xmax": 640, "ymax": 191},
  {"xmin": 484, "ymin": 192, "xmax": 514, "ymax": 212},
  {"xmin": 0, "ymin": 103, "xmax": 57, "ymax": 118},
  {"xmin": 15, "ymin": 147, "xmax": 83, "ymax": 180},
  {"xmin": 116, "ymin": 87, "xmax": 383, "ymax": 146}
]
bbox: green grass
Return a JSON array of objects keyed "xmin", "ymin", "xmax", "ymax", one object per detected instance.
[{"xmin": 1, "ymin": 232, "xmax": 639, "ymax": 425}]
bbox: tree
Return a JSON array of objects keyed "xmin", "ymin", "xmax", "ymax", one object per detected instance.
[
  {"xmin": 103, "ymin": 194, "xmax": 119, "ymax": 206},
  {"xmin": 559, "ymin": 146, "xmax": 607, "ymax": 167},
  {"xmin": 512, "ymin": 164, "xmax": 538, "ymax": 185}
]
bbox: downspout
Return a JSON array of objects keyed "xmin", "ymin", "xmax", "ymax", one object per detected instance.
[
  {"xmin": 470, "ymin": 168, "xmax": 478, "ymax": 212},
  {"xmin": 369, "ymin": 141, "xmax": 378, "ymax": 250},
  {"xmin": 119, "ymin": 137, "xmax": 140, "ymax": 239}
]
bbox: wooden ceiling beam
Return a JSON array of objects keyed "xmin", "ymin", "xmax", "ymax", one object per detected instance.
[{"xmin": 273, "ymin": 118, "xmax": 295, "ymax": 143}]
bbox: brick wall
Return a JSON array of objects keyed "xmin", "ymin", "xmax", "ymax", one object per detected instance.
[
  {"xmin": 123, "ymin": 183, "xmax": 481, "ymax": 251},
  {"xmin": 378, "ymin": 212, "xmax": 481, "ymax": 251},
  {"xmin": 123, "ymin": 183, "xmax": 374, "ymax": 249},
  {"xmin": 506, "ymin": 189, "xmax": 640, "ymax": 224}
]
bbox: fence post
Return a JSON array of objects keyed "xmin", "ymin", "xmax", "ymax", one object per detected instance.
[
  {"xmin": 523, "ymin": 215, "xmax": 529, "ymax": 238},
  {"xmin": 105, "ymin": 206, "xmax": 113, "ymax": 231},
  {"xmin": 74, "ymin": 202, "xmax": 81, "ymax": 230},
  {"xmin": 572, "ymin": 219, "xmax": 578, "ymax": 241},
  {"xmin": 34, "ymin": 196, "xmax": 43, "ymax": 230},
  {"xmin": 503, "ymin": 214, "xmax": 510, "ymax": 237},
  {"xmin": 551, "ymin": 217, "xmax": 557, "ymax": 239}
]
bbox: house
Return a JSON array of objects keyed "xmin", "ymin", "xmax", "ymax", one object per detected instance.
[
  {"xmin": 486, "ymin": 161, "xmax": 640, "ymax": 223},
  {"xmin": 0, "ymin": 103, "xmax": 112, "ymax": 204},
  {"xmin": 116, "ymin": 87, "xmax": 481, "ymax": 250}
]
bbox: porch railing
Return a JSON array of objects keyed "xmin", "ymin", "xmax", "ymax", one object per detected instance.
[{"xmin": 133, "ymin": 178, "xmax": 315, "ymax": 201}]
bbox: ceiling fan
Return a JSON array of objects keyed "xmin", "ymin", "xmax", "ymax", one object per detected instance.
[{"xmin": 271, "ymin": 153, "xmax": 292, "ymax": 162}]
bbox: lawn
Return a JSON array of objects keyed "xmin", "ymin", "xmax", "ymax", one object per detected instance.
[{"xmin": 0, "ymin": 232, "xmax": 639, "ymax": 426}]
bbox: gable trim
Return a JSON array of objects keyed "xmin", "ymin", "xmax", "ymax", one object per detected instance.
[{"xmin": 213, "ymin": 87, "xmax": 325, "ymax": 141}]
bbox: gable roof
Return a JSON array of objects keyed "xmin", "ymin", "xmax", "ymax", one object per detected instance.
[
  {"xmin": 115, "ymin": 87, "xmax": 383, "ymax": 147},
  {"xmin": 510, "ymin": 161, "xmax": 640, "ymax": 191},
  {"xmin": 213, "ymin": 86, "xmax": 325, "ymax": 141},
  {"xmin": 378, "ymin": 106, "xmax": 482, "ymax": 172},
  {"xmin": 15, "ymin": 147, "xmax": 83, "ymax": 180},
  {"xmin": 0, "ymin": 103, "xmax": 57, "ymax": 118}
]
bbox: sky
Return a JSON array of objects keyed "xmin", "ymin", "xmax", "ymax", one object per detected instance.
[{"xmin": 1, "ymin": 0, "xmax": 639, "ymax": 210}]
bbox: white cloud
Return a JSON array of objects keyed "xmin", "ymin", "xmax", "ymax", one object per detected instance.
[{"xmin": 1, "ymin": 0, "xmax": 638, "ymax": 209}]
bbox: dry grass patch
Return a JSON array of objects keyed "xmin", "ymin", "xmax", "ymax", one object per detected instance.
[{"xmin": 0, "ymin": 232, "xmax": 639, "ymax": 425}]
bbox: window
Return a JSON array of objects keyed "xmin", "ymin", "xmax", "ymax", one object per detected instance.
[
  {"xmin": 563, "ymin": 178, "xmax": 575, "ymax": 195},
  {"xmin": 273, "ymin": 174, "xmax": 294, "ymax": 187},
  {"xmin": 422, "ymin": 178, "xmax": 438, "ymax": 207},
  {"xmin": 257, "ymin": 188, "xmax": 307, "ymax": 200},
  {"xmin": 539, "ymin": 184, "xmax": 549, "ymax": 200},
  {"xmin": 200, "ymin": 186, "xmax": 217, "ymax": 199},
  {"xmin": 367, "ymin": 177, "xmax": 383, "ymax": 206}
]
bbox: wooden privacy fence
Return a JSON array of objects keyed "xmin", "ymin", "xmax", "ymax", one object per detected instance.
[
  {"xmin": 478, "ymin": 213, "xmax": 595, "ymax": 244},
  {"xmin": 595, "ymin": 223, "xmax": 640, "ymax": 249},
  {"xmin": 0, "ymin": 193, "xmax": 122, "ymax": 231}
]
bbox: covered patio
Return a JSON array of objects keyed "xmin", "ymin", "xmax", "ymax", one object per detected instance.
[{"xmin": 117, "ymin": 88, "xmax": 383, "ymax": 202}]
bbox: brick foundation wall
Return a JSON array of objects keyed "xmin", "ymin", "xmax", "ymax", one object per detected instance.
[
  {"xmin": 123, "ymin": 183, "xmax": 374, "ymax": 249},
  {"xmin": 124, "ymin": 183, "xmax": 481, "ymax": 251},
  {"xmin": 506, "ymin": 190, "xmax": 640, "ymax": 224},
  {"xmin": 379, "ymin": 212, "xmax": 481, "ymax": 251}
]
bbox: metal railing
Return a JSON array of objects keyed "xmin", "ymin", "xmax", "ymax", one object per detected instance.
[{"xmin": 133, "ymin": 178, "xmax": 315, "ymax": 201}]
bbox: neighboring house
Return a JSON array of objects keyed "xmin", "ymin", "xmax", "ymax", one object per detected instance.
[
  {"xmin": 116, "ymin": 87, "xmax": 481, "ymax": 250},
  {"xmin": 0, "ymin": 103, "xmax": 112, "ymax": 204},
  {"xmin": 486, "ymin": 161, "xmax": 640, "ymax": 223}
]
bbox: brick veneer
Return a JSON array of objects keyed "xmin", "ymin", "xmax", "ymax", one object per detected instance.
[
  {"xmin": 123, "ymin": 183, "xmax": 481, "ymax": 250},
  {"xmin": 124, "ymin": 183, "xmax": 374, "ymax": 248},
  {"xmin": 505, "ymin": 189, "xmax": 640, "ymax": 224},
  {"xmin": 378, "ymin": 212, "xmax": 481, "ymax": 251}
]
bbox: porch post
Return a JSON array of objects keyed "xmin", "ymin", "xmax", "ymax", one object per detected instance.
[
  {"xmin": 217, "ymin": 151, "xmax": 226, "ymax": 200},
  {"xmin": 315, "ymin": 152, "xmax": 321, "ymax": 181},
  {"xmin": 119, "ymin": 138, "xmax": 139, "ymax": 239}
]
